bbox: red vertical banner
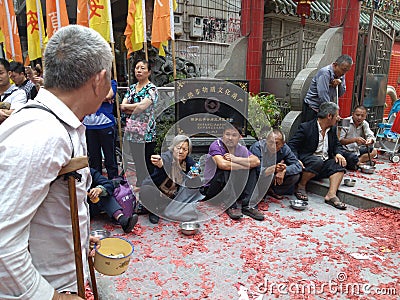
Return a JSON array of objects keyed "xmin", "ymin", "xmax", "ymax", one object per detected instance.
[
  {"xmin": 77, "ymin": 0, "xmax": 90, "ymax": 27},
  {"xmin": 46, "ymin": 0, "xmax": 69, "ymax": 38},
  {"xmin": 332, "ymin": 0, "xmax": 361, "ymax": 117},
  {"xmin": 0, "ymin": 0, "xmax": 23, "ymax": 61}
]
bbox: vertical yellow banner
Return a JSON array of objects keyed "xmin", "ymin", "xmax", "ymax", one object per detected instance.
[
  {"xmin": 89, "ymin": 0, "xmax": 112, "ymax": 42},
  {"xmin": 26, "ymin": 0, "xmax": 46, "ymax": 60}
]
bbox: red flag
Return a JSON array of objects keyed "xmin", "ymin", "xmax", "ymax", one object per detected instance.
[
  {"xmin": 151, "ymin": 0, "xmax": 177, "ymax": 56},
  {"xmin": 77, "ymin": 0, "xmax": 90, "ymax": 27},
  {"xmin": 46, "ymin": 0, "xmax": 69, "ymax": 38},
  {"xmin": 0, "ymin": 0, "xmax": 23, "ymax": 61}
]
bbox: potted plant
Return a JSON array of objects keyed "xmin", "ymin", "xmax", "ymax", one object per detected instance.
[{"xmin": 247, "ymin": 92, "xmax": 282, "ymax": 139}]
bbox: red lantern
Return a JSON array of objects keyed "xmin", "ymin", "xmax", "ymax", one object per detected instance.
[{"xmin": 293, "ymin": 0, "xmax": 315, "ymax": 26}]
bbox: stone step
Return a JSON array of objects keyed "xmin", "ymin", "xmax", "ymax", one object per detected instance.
[{"xmin": 307, "ymin": 177, "xmax": 399, "ymax": 210}]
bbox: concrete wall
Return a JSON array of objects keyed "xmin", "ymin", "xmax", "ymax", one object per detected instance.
[{"xmin": 211, "ymin": 37, "xmax": 247, "ymax": 80}]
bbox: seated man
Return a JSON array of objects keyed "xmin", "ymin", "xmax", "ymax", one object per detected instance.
[
  {"xmin": 288, "ymin": 102, "xmax": 347, "ymax": 210},
  {"xmin": 250, "ymin": 127, "xmax": 302, "ymax": 199},
  {"xmin": 202, "ymin": 123, "xmax": 264, "ymax": 220},
  {"xmin": 88, "ymin": 168, "xmax": 138, "ymax": 233},
  {"xmin": 339, "ymin": 105, "xmax": 377, "ymax": 170}
]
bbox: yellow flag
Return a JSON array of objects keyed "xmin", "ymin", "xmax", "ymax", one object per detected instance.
[
  {"xmin": 0, "ymin": 27, "xmax": 5, "ymax": 57},
  {"xmin": 151, "ymin": 0, "xmax": 177, "ymax": 56},
  {"xmin": 89, "ymin": 0, "xmax": 113, "ymax": 43},
  {"xmin": 26, "ymin": 0, "xmax": 46, "ymax": 60},
  {"xmin": 124, "ymin": 0, "xmax": 145, "ymax": 56},
  {"xmin": 0, "ymin": 27, "xmax": 4, "ymax": 44}
]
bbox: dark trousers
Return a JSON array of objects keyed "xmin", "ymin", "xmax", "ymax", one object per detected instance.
[
  {"xmin": 86, "ymin": 126, "xmax": 118, "ymax": 179},
  {"xmin": 127, "ymin": 141, "xmax": 155, "ymax": 187},
  {"xmin": 342, "ymin": 151, "xmax": 359, "ymax": 170},
  {"xmin": 202, "ymin": 168, "xmax": 258, "ymax": 208},
  {"xmin": 89, "ymin": 195, "xmax": 122, "ymax": 219},
  {"xmin": 271, "ymin": 173, "xmax": 301, "ymax": 195},
  {"xmin": 302, "ymin": 102, "xmax": 318, "ymax": 122},
  {"xmin": 302, "ymin": 155, "xmax": 346, "ymax": 179}
]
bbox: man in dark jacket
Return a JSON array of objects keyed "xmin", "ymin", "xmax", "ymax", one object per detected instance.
[
  {"xmin": 88, "ymin": 168, "xmax": 138, "ymax": 233},
  {"xmin": 288, "ymin": 102, "xmax": 347, "ymax": 210},
  {"xmin": 250, "ymin": 128, "xmax": 302, "ymax": 199}
]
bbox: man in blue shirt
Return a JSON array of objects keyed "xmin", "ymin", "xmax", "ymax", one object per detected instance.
[
  {"xmin": 250, "ymin": 128, "xmax": 302, "ymax": 200},
  {"xmin": 302, "ymin": 55, "xmax": 353, "ymax": 122}
]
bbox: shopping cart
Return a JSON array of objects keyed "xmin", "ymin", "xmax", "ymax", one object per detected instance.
[{"xmin": 375, "ymin": 113, "xmax": 400, "ymax": 162}]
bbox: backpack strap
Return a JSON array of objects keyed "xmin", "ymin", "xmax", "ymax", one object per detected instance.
[
  {"xmin": 1, "ymin": 86, "xmax": 18, "ymax": 101},
  {"xmin": 18, "ymin": 104, "xmax": 75, "ymax": 157},
  {"xmin": 17, "ymin": 104, "xmax": 79, "ymax": 183}
]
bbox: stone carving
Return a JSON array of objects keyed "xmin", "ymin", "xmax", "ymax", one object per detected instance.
[{"xmin": 128, "ymin": 45, "xmax": 200, "ymax": 87}]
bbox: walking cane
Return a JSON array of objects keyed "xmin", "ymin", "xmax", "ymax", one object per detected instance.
[{"xmin": 58, "ymin": 156, "xmax": 98, "ymax": 300}]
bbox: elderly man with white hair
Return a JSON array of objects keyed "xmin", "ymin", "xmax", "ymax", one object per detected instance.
[{"xmin": 0, "ymin": 25, "xmax": 113, "ymax": 299}]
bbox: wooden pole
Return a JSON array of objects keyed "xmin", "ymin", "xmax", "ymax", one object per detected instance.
[
  {"xmin": 142, "ymin": 0, "xmax": 148, "ymax": 61},
  {"xmin": 144, "ymin": 41, "xmax": 148, "ymax": 61},
  {"xmin": 68, "ymin": 175, "xmax": 85, "ymax": 298},
  {"xmin": 127, "ymin": 56, "xmax": 131, "ymax": 86},
  {"xmin": 88, "ymin": 256, "xmax": 99, "ymax": 300},
  {"xmin": 172, "ymin": 39, "xmax": 176, "ymax": 80},
  {"xmin": 111, "ymin": 42, "xmax": 124, "ymax": 156},
  {"xmin": 58, "ymin": 157, "xmax": 91, "ymax": 299}
]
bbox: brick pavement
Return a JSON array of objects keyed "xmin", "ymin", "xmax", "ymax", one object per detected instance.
[{"xmin": 91, "ymin": 185, "xmax": 399, "ymax": 299}]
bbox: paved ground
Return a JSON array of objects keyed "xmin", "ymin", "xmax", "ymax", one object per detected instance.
[
  {"xmin": 90, "ymin": 154, "xmax": 399, "ymax": 300},
  {"xmin": 313, "ymin": 155, "xmax": 399, "ymax": 209}
]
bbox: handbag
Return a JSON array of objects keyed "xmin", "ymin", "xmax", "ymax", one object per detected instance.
[{"xmin": 125, "ymin": 118, "xmax": 148, "ymax": 135}]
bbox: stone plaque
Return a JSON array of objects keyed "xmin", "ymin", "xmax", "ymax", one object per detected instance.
[{"xmin": 174, "ymin": 79, "xmax": 249, "ymax": 137}]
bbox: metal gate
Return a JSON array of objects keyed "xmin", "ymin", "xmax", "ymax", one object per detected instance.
[
  {"xmin": 261, "ymin": 28, "xmax": 319, "ymax": 115},
  {"xmin": 353, "ymin": 11, "xmax": 395, "ymax": 131}
]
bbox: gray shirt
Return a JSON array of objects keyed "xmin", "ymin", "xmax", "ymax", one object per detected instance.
[
  {"xmin": 339, "ymin": 116, "xmax": 375, "ymax": 155},
  {"xmin": 304, "ymin": 64, "xmax": 346, "ymax": 111}
]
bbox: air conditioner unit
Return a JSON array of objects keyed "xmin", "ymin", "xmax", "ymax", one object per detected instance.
[
  {"xmin": 190, "ymin": 16, "xmax": 203, "ymax": 38},
  {"xmin": 174, "ymin": 15, "xmax": 183, "ymax": 36}
]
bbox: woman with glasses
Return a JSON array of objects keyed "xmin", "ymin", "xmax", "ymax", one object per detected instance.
[{"xmin": 140, "ymin": 135, "xmax": 203, "ymax": 224}]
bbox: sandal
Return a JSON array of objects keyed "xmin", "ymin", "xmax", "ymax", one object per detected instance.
[
  {"xmin": 294, "ymin": 187, "xmax": 308, "ymax": 201},
  {"xmin": 267, "ymin": 189, "xmax": 284, "ymax": 200},
  {"xmin": 325, "ymin": 196, "xmax": 347, "ymax": 210}
]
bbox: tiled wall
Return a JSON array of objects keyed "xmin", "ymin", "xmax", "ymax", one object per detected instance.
[
  {"xmin": 242, "ymin": 0, "xmax": 264, "ymax": 94},
  {"xmin": 332, "ymin": 0, "xmax": 361, "ymax": 117},
  {"xmin": 386, "ymin": 42, "xmax": 400, "ymax": 117}
]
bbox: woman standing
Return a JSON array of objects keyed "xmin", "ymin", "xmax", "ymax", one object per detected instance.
[{"xmin": 121, "ymin": 60, "xmax": 158, "ymax": 190}]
